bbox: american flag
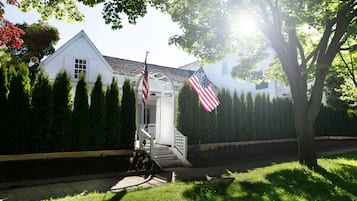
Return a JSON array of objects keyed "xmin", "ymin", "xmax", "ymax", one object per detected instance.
[
  {"xmin": 141, "ymin": 58, "xmax": 149, "ymax": 105},
  {"xmin": 188, "ymin": 67, "xmax": 220, "ymax": 112}
]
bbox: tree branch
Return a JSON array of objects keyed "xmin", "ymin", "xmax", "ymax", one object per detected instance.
[{"xmin": 339, "ymin": 51, "xmax": 357, "ymax": 87}]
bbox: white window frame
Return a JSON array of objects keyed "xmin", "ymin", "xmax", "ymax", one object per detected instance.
[{"xmin": 74, "ymin": 58, "xmax": 87, "ymax": 79}]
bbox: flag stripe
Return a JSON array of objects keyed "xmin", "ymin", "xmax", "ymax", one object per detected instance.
[
  {"xmin": 141, "ymin": 59, "xmax": 149, "ymax": 105},
  {"xmin": 188, "ymin": 67, "xmax": 220, "ymax": 112}
]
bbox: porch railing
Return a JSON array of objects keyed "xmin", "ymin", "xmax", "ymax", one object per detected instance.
[
  {"xmin": 174, "ymin": 128, "xmax": 187, "ymax": 159},
  {"xmin": 139, "ymin": 127, "xmax": 154, "ymax": 158}
]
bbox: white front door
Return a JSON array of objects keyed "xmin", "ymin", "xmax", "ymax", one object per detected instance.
[{"xmin": 156, "ymin": 96, "xmax": 174, "ymax": 145}]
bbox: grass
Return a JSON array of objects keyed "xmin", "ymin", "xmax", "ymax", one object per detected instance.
[{"xmin": 48, "ymin": 152, "xmax": 357, "ymax": 201}]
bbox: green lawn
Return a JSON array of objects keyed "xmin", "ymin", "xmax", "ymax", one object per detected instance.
[{"xmin": 49, "ymin": 152, "xmax": 357, "ymax": 201}]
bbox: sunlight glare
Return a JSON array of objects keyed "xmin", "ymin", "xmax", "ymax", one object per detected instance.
[{"xmin": 231, "ymin": 12, "xmax": 258, "ymax": 38}]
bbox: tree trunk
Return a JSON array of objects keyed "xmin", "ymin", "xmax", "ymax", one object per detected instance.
[{"xmin": 295, "ymin": 110, "xmax": 317, "ymax": 169}]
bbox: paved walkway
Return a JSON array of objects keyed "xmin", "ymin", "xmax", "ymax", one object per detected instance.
[{"xmin": 1, "ymin": 147, "xmax": 357, "ymax": 201}]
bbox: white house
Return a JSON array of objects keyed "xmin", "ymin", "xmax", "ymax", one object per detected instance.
[
  {"xmin": 179, "ymin": 54, "xmax": 291, "ymax": 99},
  {"xmin": 42, "ymin": 30, "xmax": 192, "ymax": 168}
]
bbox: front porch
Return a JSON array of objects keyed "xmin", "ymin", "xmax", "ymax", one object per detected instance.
[
  {"xmin": 134, "ymin": 69, "xmax": 191, "ymax": 168},
  {"xmin": 138, "ymin": 126, "xmax": 190, "ymax": 168}
]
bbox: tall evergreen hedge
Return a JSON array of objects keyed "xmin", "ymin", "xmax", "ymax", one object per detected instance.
[
  {"xmin": 30, "ymin": 71, "xmax": 53, "ymax": 153},
  {"xmin": 0, "ymin": 69, "xmax": 139, "ymax": 154},
  {"xmin": 7, "ymin": 66, "xmax": 31, "ymax": 154},
  {"xmin": 52, "ymin": 71, "xmax": 72, "ymax": 151},
  {"xmin": 105, "ymin": 78, "xmax": 121, "ymax": 149},
  {"xmin": 121, "ymin": 79, "xmax": 136, "ymax": 149},
  {"xmin": 1, "ymin": 66, "xmax": 356, "ymax": 153},
  {"xmin": 0, "ymin": 66, "xmax": 8, "ymax": 154},
  {"xmin": 89, "ymin": 75, "xmax": 106, "ymax": 150},
  {"xmin": 177, "ymin": 86, "xmax": 357, "ymax": 145},
  {"xmin": 217, "ymin": 88, "xmax": 233, "ymax": 142},
  {"xmin": 72, "ymin": 73, "xmax": 89, "ymax": 150}
]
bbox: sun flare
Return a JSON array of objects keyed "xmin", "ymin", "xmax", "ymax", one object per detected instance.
[{"xmin": 231, "ymin": 13, "xmax": 258, "ymax": 37}]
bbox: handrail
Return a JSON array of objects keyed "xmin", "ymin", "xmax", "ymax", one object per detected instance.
[
  {"xmin": 140, "ymin": 128, "xmax": 154, "ymax": 158},
  {"xmin": 141, "ymin": 128, "xmax": 152, "ymax": 139},
  {"xmin": 174, "ymin": 129, "xmax": 187, "ymax": 159}
]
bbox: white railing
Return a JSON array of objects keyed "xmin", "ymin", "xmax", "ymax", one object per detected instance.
[
  {"xmin": 174, "ymin": 129, "xmax": 187, "ymax": 159},
  {"xmin": 139, "ymin": 128, "xmax": 154, "ymax": 158}
]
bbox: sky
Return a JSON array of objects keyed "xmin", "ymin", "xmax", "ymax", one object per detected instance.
[{"xmin": 4, "ymin": 3, "xmax": 198, "ymax": 68}]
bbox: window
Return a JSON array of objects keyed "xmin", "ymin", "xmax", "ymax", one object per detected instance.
[
  {"xmin": 255, "ymin": 71, "xmax": 269, "ymax": 90},
  {"xmin": 74, "ymin": 58, "xmax": 87, "ymax": 79}
]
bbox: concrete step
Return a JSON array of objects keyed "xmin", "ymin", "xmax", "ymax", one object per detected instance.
[
  {"xmin": 152, "ymin": 145, "xmax": 183, "ymax": 168},
  {"xmin": 154, "ymin": 158, "xmax": 182, "ymax": 168},
  {"xmin": 153, "ymin": 149, "xmax": 173, "ymax": 156},
  {"xmin": 153, "ymin": 154, "xmax": 177, "ymax": 161}
]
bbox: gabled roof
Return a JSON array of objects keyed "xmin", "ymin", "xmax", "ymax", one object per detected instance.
[
  {"xmin": 104, "ymin": 56, "xmax": 194, "ymax": 83},
  {"xmin": 42, "ymin": 30, "xmax": 113, "ymax": 73},
  {"xmin": 178, "ymin": 60, "xmax": 200, "ymax": 71}
]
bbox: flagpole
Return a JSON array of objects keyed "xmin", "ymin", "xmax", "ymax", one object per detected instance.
[{"xmin": 142, "ymin": 51, "xmax": 149, "ymax": 131}]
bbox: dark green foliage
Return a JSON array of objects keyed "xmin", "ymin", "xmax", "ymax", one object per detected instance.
[
  {"xmin": 105, "ymin": 78, "xmax": 121, "ymax": 149},
  {"xmin": 8, "ymin": 22, "xmax": 60, "ymax": 63},
  {"xmin": 178, "ymin": 88, "xmax": 357, "ymax": 144},
  {"xmin": 177, "ymin": 82, "xmax": 201, "ymax": 144},
  {"xmin": 177, "ymin": 82, "xmax": 191, "ymax": 137},
  {"xmin": 7, "ymin": 66, "xmax": 31, "ymax": 154},
  {"xmin": 315, "ymin": 106, "xmax": 357, "ymax": 136},
  {"xmin": 89, "ymin": 75, "xmax": 106, "ymax": 150},
  {"xmin": 0, "ymin": 66, "xmax": 8, "ymax": 154},
  {"xmin": 254, "ymin": 94, "xmax": 264, "ymax": 140},
  {"xmin": 121, "ymin": 79, "xmax": 136, "ymax": 149},
  {"xmin": 246, "ymin": 92, "xmax": 255, "ymax": 140},
  {"xmin": 254, "ymin": 93, "xmax": 272, "ymax": 140},
  {"xmin": 71, "ymin": 74, "xmax": 89, "ymax": 150},
  {"xmin": 52, "ymin": 71, "xmax": 72, "ymax": 151},
  {"xmin": 30, "ymin": 71, "xmax": 53, "ymax": 153},
  {"xmin": 232, "ymin": 91, "xmax": 240, "ymax": 141},
  {"xmin": 217, "ymin": 88, "xmax": 233, "ymax": 142},
  {"xmin": 239, "ymin": 93, "xmax": 249, "ymax": 140}
]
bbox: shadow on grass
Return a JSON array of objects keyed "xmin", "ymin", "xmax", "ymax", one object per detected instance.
[
  {"xmin": 106, "ymin": 190, "xmax": 127, "ymax": 201},
  {"xmin": 316, "ymin": 164, "xmax": 357, "ymax": 196},
  {"xmin": 264, "ymin": 169, "xmax": 352, "ymax": 200},
  {"xmin": 182, "ymin": 164, "xmax": 357, "ymax": 201},
  {"xmin": 327, "ymin": 151, "xmax": 357, "ymax": 160},
  {"xmin": 182, "ymin": 178, "xmax": 234, "ymax": 201}
]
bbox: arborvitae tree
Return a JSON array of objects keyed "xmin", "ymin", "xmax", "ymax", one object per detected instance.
[
  {"xmin": 232, "ymin": 91, "xmax": 240, "ymax": 141},
  {"xmin": 198, "ymin": 103, "xmax": 210, "ymax": 143},
  {"xmin": 254, "ymin": 94, "xmax": 264, "ymax": 140},
  {"xmin": 105, "ymin": 78, "xmax": 121, "ymax": 149},
  {"xmin": 271, "ymin": 98, "xmax": 281, "ymax": 138},
  {"xmin": 207, "ymin": 109, "xmax": 217, "ymax": 143},
  {"xmin": 0, "ymin": 66, "xmax": 8, "ymax": 154},
  {"xmin": 52, "ymin": 71, "xmax": 72, "ymax": 151},
  {"xmin": 30, "ymin": 71, "xmax": 53, "ymax": 153},
  {"xmin": 217, "ymin": 88, "xmax": 233, "ymax": 142},
  {"xmin": 239, "ymin": 93, "xmax": 249, "ymax": 141},
  {"xmin": 263, "ymin": 94, "xmax": 272, "ymax": 139},
  {"xmin": 177, "ymin": 82, "xmax": 192, "ymax": 136},
  {"xmin": 177, "ymin": 82, "xmax": 200, "ymax": 144},
  {"xmin": 71, "ymin": 73, "xmax": 89, "ymax": 150},
  {"xmin": 7, "ymin": 66, "xmax": 31, "ymax": 153},
  {"xmin": 121, "ymin": 79, "xmax": 136, "ymax": 149},
  {"xmin": 89, "ymin": 75, "xmax": 106, "ymax": 150},
  {"xmin": 285, "ymin": 98, "xmax": 295, "ymax": 137},
  {"xmin": 246, "ymin": 92, "xmax": 255, "ymax": 140}
]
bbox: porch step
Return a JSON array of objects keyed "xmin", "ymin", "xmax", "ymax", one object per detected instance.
[{"xmin": 152, "ymin": 145, "xmax": 183, "ymax": 168}]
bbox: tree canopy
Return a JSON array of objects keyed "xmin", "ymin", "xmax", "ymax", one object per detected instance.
[
  {"xmin": 18, "ymin": 0, "xmax": 161, "ymax": 29},
  {"xmin": 156, "ymin": 0, "xmax": 357, "ymax": 168}
]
